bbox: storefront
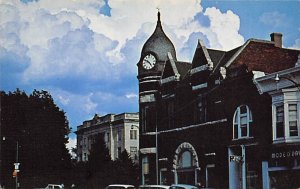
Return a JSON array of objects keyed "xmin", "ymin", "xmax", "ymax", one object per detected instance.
[
  {"xmin": 267, "ymin": 145, "xmax": 300, "ymax": 189},
  {"xmin": 228, "ymin": 144, "xmax": 262, "ymax": 189}
]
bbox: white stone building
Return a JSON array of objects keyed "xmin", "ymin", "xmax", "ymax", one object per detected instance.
[{"xmin": 75, "ymin": 112, "xmax": 139, "ymax": 163}]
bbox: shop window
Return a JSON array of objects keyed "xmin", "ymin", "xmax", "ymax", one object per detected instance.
[{"xmin": 233, "ymin": 105, "xmax": 253, "ymax": 139}]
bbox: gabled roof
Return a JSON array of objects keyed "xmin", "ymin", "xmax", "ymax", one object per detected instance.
[
  {"xmin": 191, "ymin": 40, "xmax": 213, "ymax": 68},
  {"xmin": 211, "ymin": 46, "xmax": 241, "ymax": 74},
  {"xmin": 175, "ymin": 61, "xmax": 192, "ymax": 79},
  {"xmin": 161, "ymin": 53, "xmax": 192, "ymax": 84},
  {"xmin": 224, "ymin": 39, "xmax": 300, "ymax": 73},
  {"xmin": 161, "ymin": 52, "xmax": 179, "ymax": 79}
]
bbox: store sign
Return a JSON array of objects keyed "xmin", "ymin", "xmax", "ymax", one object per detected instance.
[
  {"xmin": 229, "ymin": 155, "xmax": 243, "ymax": 163},
  {"xmin": 271, "ymin": 150, "xmax": 300, "ymax": 159},
  {"xmin": 140, "ymin": 147, "xmax": 157, "ymax": 154},
  {"xmin": 271, "ymin": 146, "xmax": 300, "ymax": 159}
]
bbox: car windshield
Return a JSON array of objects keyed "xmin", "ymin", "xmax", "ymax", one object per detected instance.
[{"xmin": 139, "ymin": 187, "xmax": 166, "ymax": 189}]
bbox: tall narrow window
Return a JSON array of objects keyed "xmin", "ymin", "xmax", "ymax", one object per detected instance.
[
  {"xmin": 233, "ymin": 105, "xmax": 253, "ymax": 139},
  {"xmin": 142, "ymin": 156, "xmax": 149, "ymax": 174},
  {"xmin": 276, "ymin": 104, "xmax": 284, "ymax": 138},
  {"xmin": 179, "ymin": 151, "xmax": 192, "ymax": 168},
  {"xmin": 130, "ymin": 130, "xmax": 137, "ymax": 140},
  {"xmin": 289, "ymin": 104, "xmax": 298, "ymax": 137},
  {"xmin": 142, "ymin": 106, "xmax": 149, "ymax": 133}
]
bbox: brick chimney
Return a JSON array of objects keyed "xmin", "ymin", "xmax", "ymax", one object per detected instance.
[{"xmin": 270, "ymin": 33, "xmax": 282, "ymax": 48}]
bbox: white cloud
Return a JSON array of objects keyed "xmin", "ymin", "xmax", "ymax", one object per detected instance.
[
  {"xmin": 66, "ymin": 137, "xmax": 77, "ymax": 158},
  {"xmin": 0, "ymin": 0, "xmax": 245, "ymax": 84},
  {"xmin": 203, "ymin": 7, "xmax": 244, "ymax": 50},
  {"xmin": 125, "ymin": 93, "xmax": 138, "ymax": 99}
]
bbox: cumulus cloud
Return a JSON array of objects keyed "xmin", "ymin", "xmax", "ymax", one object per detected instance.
[
  {"xmin": 1, "ymin": 0, "xmax": 246, "ymax": 130},
  {"xmin": 1, "ymin": 0, "xmax": 244, "ymax": 83}
]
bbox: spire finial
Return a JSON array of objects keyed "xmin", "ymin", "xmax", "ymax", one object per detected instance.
[{"xmin": 157, "ymin": 7, "xmax": 160, "ymax": 22}]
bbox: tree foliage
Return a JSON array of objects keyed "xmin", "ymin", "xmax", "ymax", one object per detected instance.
[{"xmin": 1, "ymin": 89, "xmax": 71, "ymax": 188}]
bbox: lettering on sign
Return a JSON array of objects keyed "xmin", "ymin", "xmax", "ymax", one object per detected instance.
[
  {"xmin": 229, "ymin": 155, "xmax": 243, "ymax": 163},
  {"xmin": 271, "ymin": 150, "xmax": 300, "ymax": 159}
]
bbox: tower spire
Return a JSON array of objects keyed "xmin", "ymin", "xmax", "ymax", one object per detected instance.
[{"xmin": 157, "ymin": 8, "xmax": 161, "ymax": 25}]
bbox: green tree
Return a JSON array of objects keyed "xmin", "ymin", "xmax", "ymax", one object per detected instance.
[
  {"xmin": 114, "ymin": 150, "xmax": 139, "ymax": 186},
  {"xmin": 85, "ymin": 133, "xmax": 113, "ymax": 189},
  {"xmin": 0, "ymin": 89, "xmax": 71, "ymax": 188}
]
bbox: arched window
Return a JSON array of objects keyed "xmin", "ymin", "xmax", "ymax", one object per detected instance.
[
  {"xmin": 233, "ymin": 105, "xmax": 253, "ymax": 139},
  {"xmin": 179, "ymin": 150, "xmax": 192, "ymax": 168}
]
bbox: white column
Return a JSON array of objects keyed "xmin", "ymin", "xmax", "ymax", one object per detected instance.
[
  {"xmin": 241, "ymin": 145, "xmax": 246, "ymax": 189},
  {"xmin": 262, "ymin": 161, "xmax": 270, "ymax": 189},
  {"xmin": 174, "ymin": 169, "xmax": 178, "ymax": 184}
]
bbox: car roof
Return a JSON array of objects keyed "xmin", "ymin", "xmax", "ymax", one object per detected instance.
[
  {"xmin": 107, "ymin": 184, "xmax": 135, "ymax": 187},
  {"xmin": 170, "ymin": 184, "xmax": 198, "ymax": 189},
  {"xmin": 139, "ymin": 185, "xmax": 170, "ymax": 189}
]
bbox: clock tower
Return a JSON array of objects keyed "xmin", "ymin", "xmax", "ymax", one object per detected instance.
[
  {"xmin": 137, "ymin": 10, "xmax": 177, "ymax": 184},
  {"xmin": 137, "ymin": 10, "xmax": 177, "ymax": 131}
]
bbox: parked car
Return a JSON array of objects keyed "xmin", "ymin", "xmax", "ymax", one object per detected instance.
[
  {"xmin": 34, "ymin": 184, "xmax": 64, "ymax": 189},
  {"xmin": 139, "ymin": 185, "xmax": 170, "ymax": 189},
  {"xmin": 169, "ymin": 184, "xmax": 198, "ymax": 189},
  {"xmin": 105, "ymin": 184, "xmax": 136, "ymax": 189}
]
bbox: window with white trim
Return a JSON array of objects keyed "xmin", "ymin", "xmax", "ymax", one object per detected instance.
[
  {"xmin": 275, "ymin": 104, "xmax": 284, "ymax": 138},
  {"xmin": 273, "ymin": 101, "xmax": 300, "ymax": 142},
  {"xmin": 233, "ymin": 105, "xmax": 253, "ymax": 139}
]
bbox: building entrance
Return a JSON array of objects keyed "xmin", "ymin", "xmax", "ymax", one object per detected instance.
[
  {"xmin": 178, "ymin": 169, "xmax": 195, "ymax": 184},
  {"xmin": 173, "ymin": 142, "xmax": 199, "ymax": 185}
]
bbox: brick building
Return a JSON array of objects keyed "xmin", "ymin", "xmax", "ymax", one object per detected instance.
[
  {"xmin": 137, "ymin": 11, "xmax": 300, "ymax": 188},
  {"xmin": 76, "ymin": 113, "xmax": 139, "ymax": 163}
]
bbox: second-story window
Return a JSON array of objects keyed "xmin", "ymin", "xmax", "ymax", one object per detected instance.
[
  {"xmin": 130, "ymin": 130, "xmax": 137, "ymax": 140},
  {"xmin": 289, "ymin": 104, "xmax": 298, "ymax": 137},
  {"xmin": 275, "ymin": 104, "xmax": 284, "ymax": 138},
  {"xmin": 274, "ymin": 101, "xmax": 300, "ymax": 142},
  {"xmin": 142, "ymin": 106, "xmax": 149, "ymax": 133},
  {"xmin": 233, "ymin": 105, "xmax": 253, "ymax": 139}
]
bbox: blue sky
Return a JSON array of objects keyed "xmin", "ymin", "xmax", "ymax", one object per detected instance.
[{"xmin": 1, "ymin": 0, "xmax": 299, "ymax": 149}]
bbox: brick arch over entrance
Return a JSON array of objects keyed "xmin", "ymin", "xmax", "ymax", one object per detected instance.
[{"xmin": 173, "ymin": 142, "xmax": 199, "ymax": 169}]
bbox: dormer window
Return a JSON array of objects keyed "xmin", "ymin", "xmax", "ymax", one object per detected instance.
[{"xmin": 233, "ymin": 105, "xmax": 253, "ymax": 139}]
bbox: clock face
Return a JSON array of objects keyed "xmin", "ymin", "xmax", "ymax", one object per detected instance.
[{"xmin": 142, "ymin": 54, "xmax": 156, "ymax": 70}]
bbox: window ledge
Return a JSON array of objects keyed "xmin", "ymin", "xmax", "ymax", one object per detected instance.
[
  {"xmin": 232, "ymin": 136, "xmax": 254, "ymax": 141},
  {"xmin": 273, "ymin": 137, "xmax": 300, "ymax": 144}
]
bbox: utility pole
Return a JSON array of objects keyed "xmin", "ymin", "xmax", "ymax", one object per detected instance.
[
  {"xmin": 155, "ymin": 111, "xmax": 158, "ymax": 185},
  {"xmin": 15, "ymin": 141, "xmax": 19, "ymax": 189}
]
